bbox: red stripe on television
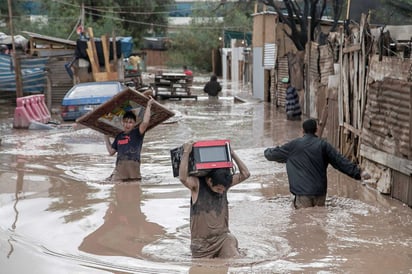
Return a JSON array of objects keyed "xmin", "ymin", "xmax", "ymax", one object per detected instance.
[
  {"xmin": 195, "ymin": 162, "xmax": 233, "ymax": 170},
  {"xmin": 193, "ymin": 139, "xmax": 230, "ymax": 147}
]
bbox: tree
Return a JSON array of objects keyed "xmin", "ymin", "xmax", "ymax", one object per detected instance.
[
  {"xmin": 116, "ymin": 0, "xmax": 173, "ymax": 47},
  {"xmin": 0, "ymin": 0, "xmax": 170, "ymax": 47},
  {"xmin": 258, "ymin": 0, "xmax": 344, "ymax": 50},
  {"xmin": 167, "ymin": 14, "xmax": 223, "ymax": 71},
  {"xmin": 0, "ymin": 0, "xmax": 27, "ymax": 34},
  {"xmin": 373, "ymin": 0, "xmax": 412, "ymax": 25},
  {"xmin": 168, "ymin": 1, "xmax": 253, "ymax": 72}
]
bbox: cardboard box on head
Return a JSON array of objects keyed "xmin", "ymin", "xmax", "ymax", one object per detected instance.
[{"xmin": 170, "ymin": 139, "xmax": 233, "ymax": 177}]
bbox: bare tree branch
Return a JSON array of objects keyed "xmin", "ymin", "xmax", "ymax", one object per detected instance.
[{"xmin": 259, "ymin": 0, "xmax": 343, "ymax": 50}]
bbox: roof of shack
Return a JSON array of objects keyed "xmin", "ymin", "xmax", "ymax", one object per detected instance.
[{"xmin": 22, "ymin": 31, "xmax": 76, "ymax": 46}]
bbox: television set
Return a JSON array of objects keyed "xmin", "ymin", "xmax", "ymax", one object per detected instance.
[{"xmin": 170, "ymin": 139, "xmax": 233, "ymax": 177}]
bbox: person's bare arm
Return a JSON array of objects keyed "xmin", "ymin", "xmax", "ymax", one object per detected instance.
[
  {"xmin": 230, "ymin": 148, "xmax": 250, "ymax": 187},
  {"xmin": 104, "ymin": 135, "xmax": 116, "ymax": 156},
  {"xmin": 178, "ymin": 142, "xmax": 199, "ymax": 202},
  {"xmin": 139, "ymin": 97, "xmax": 154, "ymax": 134}
]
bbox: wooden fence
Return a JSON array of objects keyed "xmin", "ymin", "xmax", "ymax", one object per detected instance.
[{"xmin": 271, "ymin": 14, "xmax": 412, "ymax": 206}]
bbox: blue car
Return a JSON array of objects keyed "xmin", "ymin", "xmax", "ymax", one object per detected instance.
[{"xmin": 61, "ymin": 81, "xmax": 126, "ymax": 121}]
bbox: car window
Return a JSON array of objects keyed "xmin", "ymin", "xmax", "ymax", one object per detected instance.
[{"xmin": 68, "ymin": 83, "xmax": 121, "ymax": 98}]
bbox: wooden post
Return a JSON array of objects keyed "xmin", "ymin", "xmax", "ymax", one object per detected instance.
[
  {"xmin": 338, "ymin": 26, "xmax": 344, "ymax": 152},
  {"xmin": 7, "ymin": 0, "xmax": 23, "ymax": 97},
  {"xmin": 410, "ymin": 85, "xmax": 412, "ymax": 159},
  {"xmin": 112, "ymin": 30, "xmax": 118, "ymax": 68},
  {"xmin": 81, "ymin": 3, "xmax": 85, "ymax": 26},
  {"xmin": 262, "ymin": 13, "xmax": 266, "ymax": 67},
  {"xmin": 46, "ymin": 73, "xmax": 52, "ymax": 109},
  {"xmin": 86, "ymin": 27, "xmax": 100, "ymax": 75},
  {"xmin": 358, "ymin": 14, "xmax": 367, "ymax": 161},
  {"xmin": 305, "ymin": 17, "xmax": 312, "ymax": 116},
  {"xmin": 338, "ymin": 26, "xmax": 344, "ymax": 126},
  {"xmin": 101, "ymin": 34, "xmax": 111, "ymax": 72},
  {"xmin": 212, "ymin": 48, "xmax": 216, "ymax": 75},
  {"xmin": 346, "ymin": 0, "xmax": 352, "ymax": 20}
]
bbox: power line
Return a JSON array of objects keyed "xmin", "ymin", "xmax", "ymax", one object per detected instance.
[
  {"xmin": 50, "ymin": 0, "xmax": 211, "ymax": 16},
  {"xmin": 27, "ymin": 0, "xmax": 247, "ymax": 32},
  {"xmin": 84, "ymin": 10, "xmax": 234, "ymax": 31}
]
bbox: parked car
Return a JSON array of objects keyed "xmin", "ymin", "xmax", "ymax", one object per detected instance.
[{"xmin": 61, "ymin": 81, "xmax": 126, "ymax": 121}]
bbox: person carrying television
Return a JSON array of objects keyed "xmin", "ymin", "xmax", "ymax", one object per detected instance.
[{"xmin": 178, "ymin": 141, "xmax": 250, "ymax": 258}]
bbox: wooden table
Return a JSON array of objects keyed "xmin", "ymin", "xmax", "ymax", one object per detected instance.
[
  {"xmin": 153, "ymin": 73, "xmax": 196, "ymax": 99},
  {"xmin": 124, "ymin": 69, "xmax": 143, "ymax": 88}
]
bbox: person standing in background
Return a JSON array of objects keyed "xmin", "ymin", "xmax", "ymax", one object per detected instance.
[
  {"xmin": 183, "ymin": 66, "xmax": 194, "ymax": 95},
  {"xmin": 183, "ymin": 65, "xmax": 193, "ymax": 77},
  {"xmin": 203, "ymin": 74, "xmax": 222, "ymax": 99},
  {"xmin": 282, "ymin": 77, "xmax": 302, "ymax": 121}
]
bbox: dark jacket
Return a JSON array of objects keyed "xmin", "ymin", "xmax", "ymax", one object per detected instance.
[
  {"xmin": 264, "ymin": 134, "xmax": 361, "ymax": 196},
  {"xmin": 204, "ymin": 79, "xmax": 222, "ymax": 96}
]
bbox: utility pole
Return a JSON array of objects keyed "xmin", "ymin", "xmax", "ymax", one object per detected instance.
[
  {"xmin": 81, "ymin": 2, "xmax": 85, "ymax": 27},
  {"xmin": 7, "ymin": 0, "xmax": 23, "ymax": 97}
]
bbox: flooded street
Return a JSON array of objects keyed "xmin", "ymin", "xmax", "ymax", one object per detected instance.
[{"xmin": 0, "ymin": 79, "xmax": 411, "ymax": 274}]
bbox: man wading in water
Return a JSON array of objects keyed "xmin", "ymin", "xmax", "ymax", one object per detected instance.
[
  {"xmin": 264, "ymin": 118, "xmax": 371, "ymax": 209},
  {"xmin": 178, "ymin": 142, "xmax": 250, "ymax": 258}
]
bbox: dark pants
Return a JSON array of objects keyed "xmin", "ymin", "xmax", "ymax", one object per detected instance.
[{"xmin": 294, "ymin": 195, "xmax": 326, "ymax": 209}]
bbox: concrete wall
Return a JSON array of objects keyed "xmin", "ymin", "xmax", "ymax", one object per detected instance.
[{"xmin": 252, "ymin": 47, "xmax": 264, "ymax": 100}]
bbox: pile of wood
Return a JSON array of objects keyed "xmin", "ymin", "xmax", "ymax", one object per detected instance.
[{"xmin": 86, "ymin": 27, "xmax": 119, "ymax": 82}]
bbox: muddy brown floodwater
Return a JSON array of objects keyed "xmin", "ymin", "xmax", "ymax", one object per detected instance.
[{"xmin": 0, "ymin": 78, "xmax": 411, "ymax": 274}]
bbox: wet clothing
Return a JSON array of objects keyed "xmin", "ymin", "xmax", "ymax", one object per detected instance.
[
  {"xmin": 285, "ymin": 86, "xmax": 302, "ymax": 120},
  {"xmin": 294, "ymin": 194, "xmax": 326, "ymax": 209},
  {"xmin": 203, "ymin": 80, "xmax": 222, "ymax": 97},
  {"xmin": 190, "ymin": 177, "xmax": 238, "ymax": 258},
  {"xmin": 264, "ymin": 133, "xmax": 362, "ymax": 197},
  {"xmin": 111, "ymin": 127, "xmax": 144, "ymax": 180},
  {"xmin": 111, "ymin": 160, "xmax": 141, "ymax": 181}
]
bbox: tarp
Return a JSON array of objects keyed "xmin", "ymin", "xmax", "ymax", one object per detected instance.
[
  {"xmin": 142, "ymin": 37, "xmax": 169, "ymax": 50},
  {"xmin": 0, "ymin": 32, "xmax": 29, "ymax": 50},
  {"xmin": 75, "ymin": 38, "xmax": 122, "ymax": 66},
  {"xmin": 224, "ymin": 30, "xmax": 252, "ymax": 48},
  {"xmin": 75, "ymin": 36, "xmax": 134, "ymax": 63},
  {"xmin": 0, "ymin": 54, "xmax": 48, "ymax": 93},
  {"xmin": 120, "ymin": 36, "xmax": 133, "ymax": 58}
]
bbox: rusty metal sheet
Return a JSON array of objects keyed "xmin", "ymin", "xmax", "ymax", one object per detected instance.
[{"xmin": 362, "ymin": 79, "xmax": 411, "ymax": 159}]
